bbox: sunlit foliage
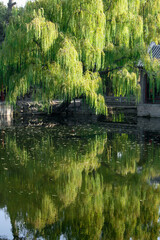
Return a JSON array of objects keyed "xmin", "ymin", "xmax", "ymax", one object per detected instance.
[{"xmin": 1, "ymin": 0, "xmax": 160, "ymax": 112}]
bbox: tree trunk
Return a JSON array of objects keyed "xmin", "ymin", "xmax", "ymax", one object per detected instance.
[
  {"xmin": 8, "ymin": 0, "xmax": 16, "ymax": 12},
  {"xmin": 1, "ymin": 84, "xmax": 4, "ymax": 101},
  {"xmin": 7, "ymin": 0, "xmax": 16, "ymax": 22}
]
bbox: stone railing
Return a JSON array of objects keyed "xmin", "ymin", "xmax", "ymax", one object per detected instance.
[{"xmin": 105, "ymin": 96, "xmax": 136, "ymax": 106}]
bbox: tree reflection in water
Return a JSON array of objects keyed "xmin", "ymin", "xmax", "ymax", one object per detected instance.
[{"xmin": 0, "ymin": 126, "xmax": 160, "ymax": 239}]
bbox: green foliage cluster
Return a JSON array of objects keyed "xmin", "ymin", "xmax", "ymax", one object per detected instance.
[{"xmin": 1, "ymin": 0, "xmax": 160, "ymax": 112}]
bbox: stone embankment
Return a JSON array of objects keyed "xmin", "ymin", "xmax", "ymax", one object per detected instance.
[
  {"xmin": 0, "ymin": 97, "xmax": 138, "ymax": 127},
  {"xmin": 0, "ymin": 102, "xmax": 13, "ymax": 126},
  {"xmin": 137, "ymin": 104, "xmax": 160, "ymax": 117},
  {"xmin": 15, "ymin": 99, "xmax": 95, "ymax": 116}
]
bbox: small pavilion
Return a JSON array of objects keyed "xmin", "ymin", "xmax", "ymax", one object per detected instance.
[{"xmin": 138, "ymin": 42, "xmax": 160, "ymax": 117}]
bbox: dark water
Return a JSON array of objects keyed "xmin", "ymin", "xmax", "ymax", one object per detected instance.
[{"xmin": 0, "ymin": 123, "xmax": 160, "ymax": 240}]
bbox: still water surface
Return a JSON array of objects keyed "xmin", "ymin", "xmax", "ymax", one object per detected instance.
[{"xmin": 0, "ymin": 123, "xmax": 160, "ymax": 239}]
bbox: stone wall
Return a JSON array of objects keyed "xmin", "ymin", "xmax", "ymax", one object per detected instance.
[
  {"xmin": 137, "ymin": 117, "xmax": 160, "ymax": 131},
  {"xmin": 137, "ymin": 104, "xmax": 160, "ymax": 117}
]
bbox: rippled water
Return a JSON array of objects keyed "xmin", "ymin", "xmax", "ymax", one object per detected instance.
[{"xmin": 0, "ymin": 123, "xmax": 160, "ymax": 239}]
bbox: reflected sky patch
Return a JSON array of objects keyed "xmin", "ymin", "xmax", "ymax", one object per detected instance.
[{"xmin": 0, "ymin": 208, "xmax": 13, "ymax": 240}]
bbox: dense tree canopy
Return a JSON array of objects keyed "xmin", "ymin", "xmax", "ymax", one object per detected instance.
[{"xmin": 1, "ymin": 0, "xmax": 160, "ymax": 113}]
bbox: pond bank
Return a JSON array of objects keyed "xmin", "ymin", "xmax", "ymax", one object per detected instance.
[
  {"xmin": 2, "ymin": 99, "xmax": 159, "ymax": 131},
  {"xmin": 14, "ymin": 99, "xmax": 137, "ymax": 121}
]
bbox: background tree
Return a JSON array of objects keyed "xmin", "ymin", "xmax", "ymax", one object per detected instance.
[{"xmin": 0, "ymin": 2, "xmax": 7, "ymax": 44}]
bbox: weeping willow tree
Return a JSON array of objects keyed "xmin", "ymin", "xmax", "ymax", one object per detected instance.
[
  {"xmin": 1, "ymin": 0, "xmax": 160, "ymax": 113},
  {"xmin": 0, "ymin": 1, "xmax": 107, "ymax": 115}
]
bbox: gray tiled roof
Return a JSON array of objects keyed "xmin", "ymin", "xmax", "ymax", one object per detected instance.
[
  {"xmin": 149, "ymin": 42, "xmax": 160, "ymax": 59},
  {"xmin": 138, "ymin": 42, "xmax": 160, "ymax": 67}
]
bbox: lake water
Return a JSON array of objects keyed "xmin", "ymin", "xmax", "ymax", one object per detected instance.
[{"xmin": 0, "ymin": 122, "xmax": 160, "ymax": 239}]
